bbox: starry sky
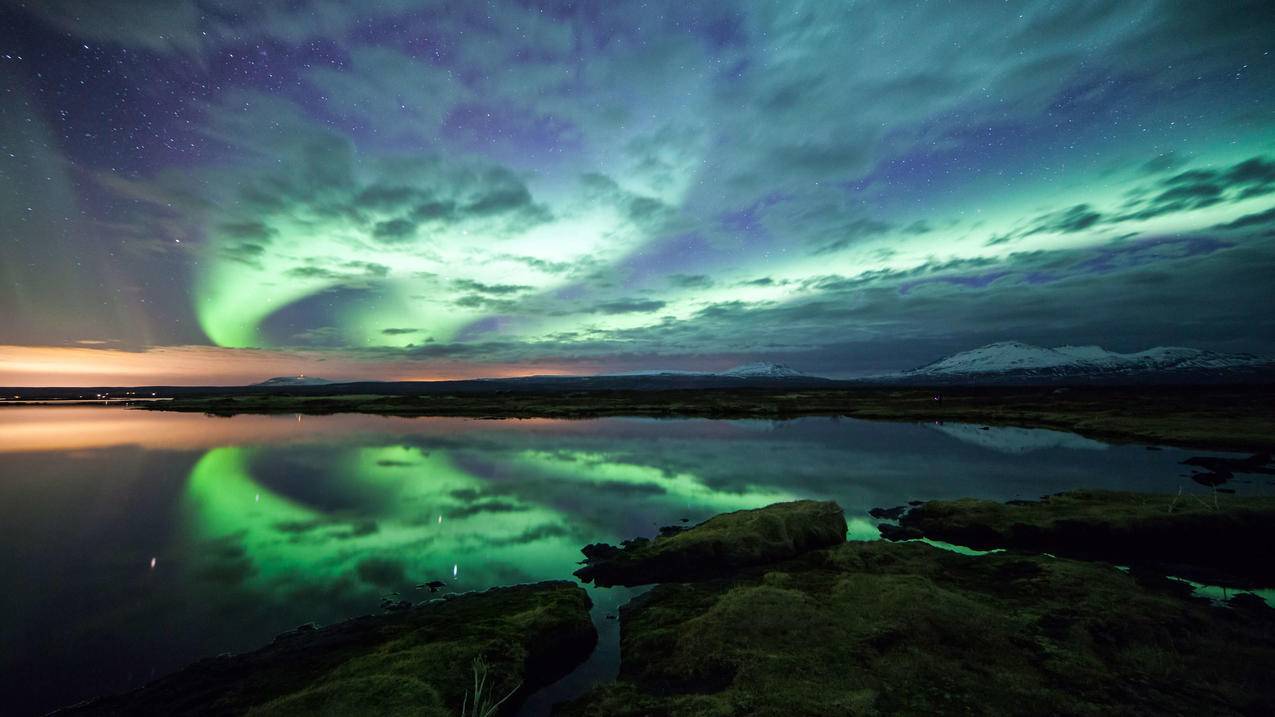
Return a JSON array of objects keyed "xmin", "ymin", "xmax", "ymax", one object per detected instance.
[{"xmin": 2, "ymin": 1, "xmax": 1274, "ymax": 385}]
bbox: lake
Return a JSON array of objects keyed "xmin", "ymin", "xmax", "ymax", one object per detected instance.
[{"xmin": 1, "ymin": 406, "xmax": 1267, "ymax": 715}]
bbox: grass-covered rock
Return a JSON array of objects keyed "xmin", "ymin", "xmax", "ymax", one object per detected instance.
[
  {"xmin": 885, "ymin": 490, "xmax": 1275, "ymax": 586},
  {"xmin": 559, "ymin": 541, "xmax": 1275, "ymax": 716},
  {"xmin": 574, "ymin": 500, "xmax": 847, "ymax": 587},
  {"xmin": 59, "ymin": 581, "xmax": 596, "ymax": 716}
]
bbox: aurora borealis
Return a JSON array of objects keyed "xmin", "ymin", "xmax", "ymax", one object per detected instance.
[{"xmin": 2, "ymin": 1, "xmax": 1274, "ymax": 384}]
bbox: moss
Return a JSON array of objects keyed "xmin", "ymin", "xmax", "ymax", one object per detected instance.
[
  {"xmin": 60, "ymin": 581, "xmax": 596, "ymax": 716},
  {"xmin": 890, "ymin": 490, "xmax": 1275, "ymax": 586},
  {"xmin": 560, "ymin": 542, "xmax": 1275, "ymax": 716},
  {"xmin": 574, "ymin": 500, "xmax": 847, "ymax": 587}
]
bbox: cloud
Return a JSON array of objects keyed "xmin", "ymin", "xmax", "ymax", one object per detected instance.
[
  {"xmin": 667, "ymin": 274, "xmax": 714, "ymax": 289},
  {"xmin": 1215, "ymin": 206, "xmax": 1275, "ymax": 231},
  {"xmin": 356, "ymin": 557, "xmax": 408, "ymax": 588},
  {"xmin": 593, "ymin": 299, "xmax": 667, "ymax": 315}
]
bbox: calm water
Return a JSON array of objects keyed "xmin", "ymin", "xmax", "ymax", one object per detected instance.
[{"xmin": 1, "ymin": 406, "xmax": 1268, "ymax": 715}]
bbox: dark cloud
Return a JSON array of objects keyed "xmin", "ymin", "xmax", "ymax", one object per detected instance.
[
  {"xmin": 219, "ymin": 221, "xmax": 278, "ymax": 241},
  {"xmin": 1215, "ymin": 206, "xmax": 1275, "ymax": 231},
  {"xmin": 356, "ymin": 557, "xmax": 408, "ymax": 588},
  {"xmin": 371, "ymin": 218, "xmax": 417, "ymax": 242},
  {"xmin": 454, "ymin": 294, "xmax": 518, "ymax": 311},
  {"xmin": 1034, "ymin": 204, "xmax": 1103, "ymax": 234},
  {"xmin": 810, "ymin": 218, "xmax": 893, "ymax": 255},
  {"xmin": 594, "ymin": 299, "xmax": 667, "ymax": 315},
  {"xmin": 444, "ymin": 500, "xmax": 529, "ymax": 519},
  {"xmin": 452, "ymin": 279, "xmax": 531, "ymax": 295},
  {"xmin": 668, "ymin": 274, "xmax": 714, "ymax": 289},
  {"xmin": 482, "ymin": 523, "xmax": 576, "ymax": 547},
  {"xmin": 1119, "ymin": 154, "xmax": 1275, "ymax": 221}
]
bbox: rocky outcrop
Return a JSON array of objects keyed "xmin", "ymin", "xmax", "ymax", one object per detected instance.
[
  {"xmin": 559, "ymin": 541, "xmax": 1275, "ymax": 716},
  {"xmin": 882, "ymin": 490, "xmax": 1275, "ymax": 586},
  {"xmin": 58, "ymin": 581, "xmax": 596, "ymax": 716},
  {"xmin": 574, "ymin": 500, "xmax": 847, "ymax": 587}
]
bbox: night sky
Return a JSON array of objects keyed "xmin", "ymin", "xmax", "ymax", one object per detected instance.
[{"xmin": 2, "ymin": 1, "xmax": 1274, "ymax": 385}]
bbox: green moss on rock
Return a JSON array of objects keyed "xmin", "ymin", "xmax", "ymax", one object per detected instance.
[
  {"xmin": 575, "ymin": 500, "xmax": 847, "ymax": 587},
  {"xmin": 887, "ymin": 490, "xmax": 1275, "ymax": 586},
  {"xmin": 59, "ymin": 581, "xmax": 596, "ymax": 717},
  {"xmin": 560, "ymin": 542, "xmax": 1275, "ymax": 716}
]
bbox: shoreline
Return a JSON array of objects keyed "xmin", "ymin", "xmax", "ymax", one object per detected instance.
[
  {"xmin": 113, "ymin": 385, "xmax": 1275, "ymax": 452},
  {"xmin": 57, "ymin": 496, "xmax": 1275, "ymax": 716}
]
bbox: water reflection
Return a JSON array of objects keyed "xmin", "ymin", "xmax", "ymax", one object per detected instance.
[{"xmin": 1, "ymin": 407, "xmax": 1268, "ymax": 715}]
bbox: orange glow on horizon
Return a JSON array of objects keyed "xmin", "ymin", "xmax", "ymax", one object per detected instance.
[{"xmin": 0, "ymin": 345, "xmax": 597, "ymax": 387}]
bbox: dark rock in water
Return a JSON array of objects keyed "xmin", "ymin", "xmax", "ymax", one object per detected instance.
[
  {"xmin": 892, "ymin": 490, "xmax": 1275, "ymax": 587},
  {"xmin": 1183, "ymin": 453, "xmax": 1275, "ymax": 475},
  {"xmin": 557, "ymin": 540, "xmax": 1275, "ymax": 716},
  {"xmin": 57, "ymin": 581, "xmax": 596, "ymax": 716},
  {"xmin": 876, "ymin": 523, "xmax": 924, "ymax": 542},
  {"xmin": 574, "ymin": 500, "xmax": 847, "ymax": 587},
  {"xmin": 415, "ymin": 580, "xmax": 446, "ymax": 593},
  {"xmin": 868, "ymin": 505, "xmax": 907, "ymax": 520},
  {"xmin": 1146, "ymin": 445, "xmax": 1163, "ymax": 451},
  {"xmin": 680, "ymin": 517, "xmax": 690, "ymax": 523},
  {"xmin": 1191, "ymin": 471, "xmax": 1232, "ymax": 486},
  {"xmin": 1230, "ymin": 592, "xmax": 1274, "ymax": 614}
]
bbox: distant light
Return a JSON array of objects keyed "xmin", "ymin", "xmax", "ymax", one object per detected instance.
[
  {"xmin": 452, "ymin": 563, "xmax": 458, "ymax": 578},
  {"xmin": 437, "ymin": 515, "xmax": 443, "ymax": 524},
  {"xmin": 255, "ymin": 493, "xmax": 260, "ymax": 503},
  {"xmin": 149, "ymin": 557, "xmax": 157, "ymax": 570}
]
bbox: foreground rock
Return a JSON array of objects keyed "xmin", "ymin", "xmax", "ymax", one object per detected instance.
[
  {"xmin": 59, "ymin": 581, "xmax": 595, "ymax": 716},
  {"xmin": 574, "ymin": 500, "xmax": 847, "ymax": 587},
  {"xmin": 882, "ymin": 490, "xmax": 1275, "ymax": 586},
  {"xmin": 559, "ymin": 541, "xmax": 1275, "ymax": 716}
]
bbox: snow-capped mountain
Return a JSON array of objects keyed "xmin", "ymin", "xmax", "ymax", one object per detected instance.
[
  {"xmin": 722, "ymin": 362, "xmax": 809, "ymax": 379},
  {"xmin": 254, "ymin": 375, "xmax": 337, "ymax": 387},
  {"xmin": 900, "ymin": 341, "xmax": 1273, "ymax": 383}
]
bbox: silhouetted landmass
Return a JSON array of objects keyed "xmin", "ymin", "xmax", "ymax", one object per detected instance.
[
  {"xmin": 880, "ymin": 488, "xmax": 1275, "ymax": 587},
  {"xmin": 6, "ymin": 381, "xmax": 1274, "ymax": 451}
]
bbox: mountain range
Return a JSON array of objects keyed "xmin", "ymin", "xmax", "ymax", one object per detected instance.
[
  {"xmin": 188, "ymin": 347, "xmax": 1275, "ymax": 389},
  {"xmin": 892, "ymin": 341, "xmax": 1274, "ymax": 384}
]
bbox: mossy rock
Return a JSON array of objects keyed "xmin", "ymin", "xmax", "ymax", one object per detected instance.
[
  {"xmin": 59, "ymin": 581, "xmax": 596, "ymax": 716},
  {"xmin": 888, "ymin": 490, "xmax": 1275, "ymax": 586},
  {"xmin": 559, "ymin": 542, "xmax": 1275, "ymax": 716},
  {"xmin": 575, "ymin": 500, "xmax": 847, "ymax": 587}
]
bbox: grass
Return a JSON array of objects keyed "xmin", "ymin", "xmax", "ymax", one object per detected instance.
[{"xmin": 461, "ymin": 657, "xmax": 521, "ymax": 717}]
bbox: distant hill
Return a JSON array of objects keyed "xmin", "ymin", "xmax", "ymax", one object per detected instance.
[
  {"xmin": 607, "ymin": 362, "xmax": 812, "ymax": 380},
  {"xmin": 253, "ymin": 376, "xmax": 337, "ymax": 387},
  {"xmin": 888, "ymin": 341, "xmax": 1275, "ymax": 384},
  {"xmin": 721, "ymin": 362, "xmax": 809, "ymax": 378}
]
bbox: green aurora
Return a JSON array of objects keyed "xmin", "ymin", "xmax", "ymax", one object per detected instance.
[{"xmin": 2, "ymin": 2, "xmax": 1274, "ymax": 375}]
